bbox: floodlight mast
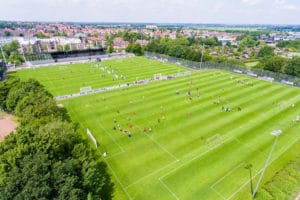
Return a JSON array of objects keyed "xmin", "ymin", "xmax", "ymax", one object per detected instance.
[
  {"xmin": 0, "ymin": 43, "xmax": 8, "ymax": 66},
  {"xmin": 252, "ymin": 130, "xmax": 282, "ymax": 198},
  {"xmin": 20, "ymin": 45, "xmax": 27, "ymax": 63},
  {"xmin": 200, "ymin": 43, "xmax": 204, "ymax": 70}
]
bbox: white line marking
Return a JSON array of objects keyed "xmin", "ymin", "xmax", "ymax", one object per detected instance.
[
  {"xmin": 68, "ymin": 106, "xmax": 132, "ymax": 199},
  {"xmin": 126, "ymin": 160, "xmax": 179, "ymax": 189},
  {"xmin": 97, "ymin": 119, "xmax": 125, "ymax": 153},
  {"xmin": 107, "ymin": 150, "xmax": 125, "ymax": 159},
  {"xmin": 211, "ymin": 162, "xmax": 245, "ymax": 188},
  {"xmin": 159, "ymin": 178, "xmax": 180, "ymax": 200},
  {"xmin": 159, "ymin": 135, "xmax": 234, "ymax": 180},
  {"xmin": 97, "ymin": 150, "xmax": 133, "ymax": 200},
  {"xmin": 147, "ymin": 135, "xmax": 179, "ymax": 162},
  {"xmin": 211, "ymin": 186, "xmax": 226, "ymax": 200}
]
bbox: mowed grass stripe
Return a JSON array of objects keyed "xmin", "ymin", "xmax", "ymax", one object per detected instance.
[
  {"xmin": 10, "ymin": 57, "xmax": 188, "ymax": 96},
  {"xmin": 15, "ymin": 56, "xmax": 300, "ymax": 200},
  {"xmin": 64, "ymin": 71, "xmax": 296, "ymax": 197},
  {"xmin": 119, "ymin": 81, "xmax": 298, "ymax": 197},
  {"xmin": 162, "ymin": 96, "xmax": 300, "ymax": 199},
  {"xmin": 151, "ymin": 83, "xmax": 291, "ymax": 163}
]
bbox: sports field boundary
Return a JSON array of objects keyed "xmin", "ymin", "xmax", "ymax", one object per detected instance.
[{"xmin": 159, "ymin": 178, "xmax": 180, "ymax": 200}]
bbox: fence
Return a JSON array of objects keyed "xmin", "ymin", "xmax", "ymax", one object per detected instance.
[{"xmin": 144, "ymin": 51, "xmax": 300, "ymax": 87}]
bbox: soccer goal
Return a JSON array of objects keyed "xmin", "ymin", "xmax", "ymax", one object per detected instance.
[
  {"xmin": 206, "ymin": 134, "xmax": 223, "ymax": 149},
  {"xmin": 86, "ymin": 128, "xmax": 98, "ymax": 148},
  {"xmin": 80, "ymin": 86, "xmax": 92, "ymax": 93},
  {"xmin": 154, "ymin": 73, "xmax": 162, "ymax": 80},
  {"xmin": 59, "ymin": 66, "xmax": 67, "ymax": 70}
]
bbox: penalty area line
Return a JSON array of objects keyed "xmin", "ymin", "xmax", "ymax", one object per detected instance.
[
  {"xmin": 125, "ymin": 159, "xmax": 179, "ymax": 189},
  {"xmin": 159, "ymin": 135, "xmax": 234, "ymax": 181},
  {"xmin": 210, "ymin": 162, "xmax": 245, "ymax": 188},
  {"xmin": 159, "ymin": 178, "xmax": 180, "ymax": 200},
  {"xmin": 210, "ymin": 186, "xmax": 226, "ymax": 200},
  {"xmin": 97, "ymin": 149, "xmax": 133, "ymax": 200}
]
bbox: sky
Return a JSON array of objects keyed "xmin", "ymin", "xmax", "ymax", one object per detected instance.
[{"xmin": 1, "ymin": 0, "xmax": 300, "ymax": 24}]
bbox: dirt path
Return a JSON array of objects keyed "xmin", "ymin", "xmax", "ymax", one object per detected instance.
[
  {"xmin": 0, "ymin": 113, "xmax": 17, "ymax": 141},
  {"xmin": 295, "ymin": 193, "xmax": 300, "ymax": 200}
]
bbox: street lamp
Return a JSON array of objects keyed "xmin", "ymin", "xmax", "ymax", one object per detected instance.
[
  {"xmin": 252, "ymin": 130, "xmax": 282, "ymax": 198},
  {"xmin": 200, "ymin": 43, "xmax": 204, "ymax": 70},
  {"xmin": 245, "ymin": 163, "xmax": 253, "ymax": 196},
  {"xmin": 0, "ymin": 43, "xmax": 8, "ymax": 66}
]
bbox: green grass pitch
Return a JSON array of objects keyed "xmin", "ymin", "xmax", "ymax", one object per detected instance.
[
  {"xmin": 10, "ymin": 57, "xmax": 300, "ymax": 200},
  {"xmin": 9, "ymin": 57, "xmax": 185, "ymax": 96}
]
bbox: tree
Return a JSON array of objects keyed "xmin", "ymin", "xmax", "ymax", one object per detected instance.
[
  {"xmin": 106, "ymin": 45, "xmax": 114, "ymax": 53},
  {"xmin": 0, "ymin": 78, "xmax": 114, "ymax": 199},
  {"xmin": 126, "ymin": 43, "xmax": 143, "ymax": 56},
  {"xmin": 284, "ymin": 56, "xmax": 300, "ymax": 77},
  {"xmin": 8, "ymin": 51, "xmax": 24, "ymax": 65},
  {"xmin": 2, "ymin": 41, "xmax": 24, "ymax": 65},
  {"xmin": 3, "ymin": 41, "xmax": 20, "ymax": 56},
  {"xmin": 277, "ymin": 39, "xmax": 300, "ymax": 51},
  {"xmin": 0, "ymin": 152, "xmax": 52, "ymax": 199},
  {"xmin": 257, "ymin": 46, "xmax": 274, "ymax": 58},
  {"xmin": 35, "ymin": 32, "xmax": 49, "ymax": 39},
  {"xmin": 14, "ymin": 92, "xmax": 60, "ymax": 124},
  {"xmin": 65, "ymin": 44, "xmax": 71, "ymax": 51},
  {"xmin": 261, "ymin": 56, "xmax": 287, "ymax": 73},
  {"xmin": 0, "ymin": 78, "xmax": 20, "ymax": 111},
  {"xmin": 4, "ymin": 31, "xmax": 12, "ymax": 37},
  {"xmin": 6, "ymin": 79, "xmax": 49, "ymax": 112}
]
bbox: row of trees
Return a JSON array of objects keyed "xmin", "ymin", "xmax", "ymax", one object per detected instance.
[
  {"xmin": 144, "ymin": 35, "xmax": 300, "ymax": 78},
  {"xmin": 277, "ymin": 39, "xmax": 300, "ymax": 51},
  {"xmin": 144, "ymin": 37, "xmax": 245, "ymax": 65},
  {"xmin": 255, "ymin": 46, "xmax": 300, "ymax": 77},
  {"xmin": 126, "ymin": 43, "xmax": 144, "ymax": 56},
  {"xmin": 0, "ymin": 78, "xmax": 114, "ymax": 199},
  {"xmin": 145, "ymin": 37, "xmax": 210, "ymax": 62}
]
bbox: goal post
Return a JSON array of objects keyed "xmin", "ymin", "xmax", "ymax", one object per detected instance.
[
  {"xmin": 80, "ymin": 86, "xmax": 92, "ymax": 92},
  {"xmin": 86, "ymin": 128, "xmax": 98, "ymax": 149},
  {"xmin": 206, "ymin": 134, "xmax": 223, "ymax": 149},
  {"xmin": 154, "ymin": 73, "xmax": 162, "ymax": 80}
]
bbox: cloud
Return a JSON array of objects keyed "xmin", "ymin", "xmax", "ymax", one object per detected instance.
[
  {"xmin": 273, "ymin": 0, "xmax": 297, "ymax": 10},
  {"xmin": 1, "ymin": 0, "xmax": 300, "ymax": 24},
  {"xmin": 241, "ymin": 0, "xmax": 261, "ymax": 6},
  {"xmin": 212, "ymin": 2, "xmax": 225, "ymax": 13}
]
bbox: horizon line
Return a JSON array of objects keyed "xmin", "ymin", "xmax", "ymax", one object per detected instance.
[{"xmin": 1, "ymin": 19, "xmax": 300, "ymax": 27}]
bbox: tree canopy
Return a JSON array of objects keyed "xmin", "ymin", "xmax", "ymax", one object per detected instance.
[
  {"xmin": 0, "ymin": 41, "xmax": 24, "ymax": 66},
  {"xmin": 0, "ymin": 78, "xmax": 114, "ymax": 199},
  {"xmin": 126, "ymin": 43, "xmax": 144, "ymax": 56},
  {"xmin": 257, "ymin": 46, "xmax": 275, "ymax": 58}
]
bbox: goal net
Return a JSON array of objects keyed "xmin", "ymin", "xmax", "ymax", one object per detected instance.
[
  {"xmin": 59, "ymin": 66, "xmax": 67, "ymax": 70},
  {"xmin": 86, "ymin": 128, "xmax": 98, "ymax": 148},
  {"xmin": 80, "ymin": 86, "xmax": 92, "ymax": 92},
  {"xmin": 206, "ymin": 134, "xmax": 223, "ymax": 149},
  {"xmin": 154, "ymin": 73, "xmax": 162, "ymax": 80}
]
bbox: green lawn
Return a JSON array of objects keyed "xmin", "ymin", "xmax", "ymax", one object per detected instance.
[
  {"xmin": 245, "ymin": 61, "xmax": 258, "ymax": 67},
  {"xmin": 9, "ymin": 57, "xmax": 186, "ymax": 96},
  {"xmin": 10, "ymin": 57, "xmax": 300, "ymax": 200}
]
